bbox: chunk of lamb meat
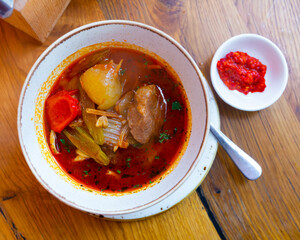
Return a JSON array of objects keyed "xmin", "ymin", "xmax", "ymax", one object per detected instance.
[{"xmin": 127, "ymin": 85, "xmax": 166, "ymax": 144}]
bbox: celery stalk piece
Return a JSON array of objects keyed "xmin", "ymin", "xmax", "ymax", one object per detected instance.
[
  {"xmin": 67, "ymin": 49, "xmax": 111, "ymax": 78},
  {"xmin": 63, "ymin": 127, "xmax": 109, "ymax": 166},
  {"xmin": 79, "ymin": 84, "xmax": 104, "ymax": 145}
]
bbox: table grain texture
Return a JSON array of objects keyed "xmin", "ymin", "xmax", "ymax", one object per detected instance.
[{"xmin": 0, "ymin": 0, "xmax": 299, "ymax": 239}]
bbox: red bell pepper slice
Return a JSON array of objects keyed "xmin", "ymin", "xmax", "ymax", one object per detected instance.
[{"xmin": 45, "ymin": 90, "xmax": 81, "ymax": 133}]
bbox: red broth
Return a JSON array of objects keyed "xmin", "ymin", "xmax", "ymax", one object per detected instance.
[{"xmin": 45, "ymin": 47, "xmax": 190, "ymax": 193}]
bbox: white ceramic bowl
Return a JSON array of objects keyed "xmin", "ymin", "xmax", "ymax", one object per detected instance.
[
  {"xmin": 210, "ymin": 34, "xmax": 288, "ymax": 111},
  {"xmin": 18, "ymin": 20, "xmax": 210, "ymax": 216}
]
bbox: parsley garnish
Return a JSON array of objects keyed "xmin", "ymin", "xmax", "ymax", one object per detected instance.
[
  {"xmin": 159, "ymin": 132, "xmax": 171, "ymax": 143},
  {"xmin": 173, "ymin": 128, "xmax": 178, "ymax": 134},
  {"xmin": 172, "ymin": 101, "xmax": 182, "ymax": 110},
  {"xmin": 126, "ymin": 158, "xmax": 131, "ymax": 168},
  {"xmin": 155, "ymin": 156, "xmax": 160, "ymax": 159},
  {"xmin": 83, "ymin": 170, "xmax": 89, "ymax": 175},
  {"xmin": 117, "ymin": 170, "xmax": 121, "ymax": 174},
  {"xmin": 144, "ymin": 61, "xmax": 148, "ymax": 65},
  {"xmin": 119, "ymin": 68, "xmax": 126, "ymax": 75},
  {"xmin": 60, "ymin": 139, "xmax": 70, "ymax": 152},
  {"xmin": 132, "ymin": 143, "xmax": 142, "ymax": 148}
]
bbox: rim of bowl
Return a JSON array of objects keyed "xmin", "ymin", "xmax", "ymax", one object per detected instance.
[
  {"xmin": 18, "ymin": 20, "xmax": 211, "ymax": 215},
  {"xmin": 210, "ymin": 33, "xmax": 288, "ymax": 111}
]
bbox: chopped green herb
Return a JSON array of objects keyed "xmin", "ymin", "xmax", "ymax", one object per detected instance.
[
  {"xmin": 126, "ymin": 158, "xmax": 131, "ymax": 168},
  {"xmin": 95, "ymin": 181, "xmax": 99, "ymax": 185},
  {"xmin": 154, "ymin": 156, "xmax": 160, "ymax": 159},
  {"xmin": 149, "ymin": 180, "xmax": 153, "ymax": 184},
  {"xmin": 117, "ymin": 170, "xmax": 121, "ymax": 174},
  {"xmin": 172, "ymin": 101, "xmax": 182, "ymax": 110},
  {"xmin": 133, "ymin": 184, "xmax": 141, "ymax": 188},
  {"xmin": 144, "ymin": 61, "xmax": 148, "ymax": 65},
  {"xmin": 132, "ymin": 143, "xmax": 142, "ymax": 148},
  {"xmin": 60, "ymin": 138, "xmax": 70, "ymax": 152},
  {"xmin": 167, "ymin": 98, "xmax": 170, "ymax": 102},
  {"xmin": 145, "ymin": 75, "xmax": 149, "ymax": 78},
  {"xmin": 163, "ymin": 119, "xmax": 166, "ymax": 122},
  {"xmin": 83, "ymin": 170, "xmax": 89, "ymax": 175},
  {"xmin": 159, "ymin": 132, "xmax": 171, "ymax": 143},
  {"xmin": 135, "ymin": 86, "xmax": 140, "ymax": 91},
  {"xmin": 119, "ymin": 69, "xmax": 126, "ymax": 75},
  {"xmin": 173, "ymin": 128, "xmax": 178, "ymax": 134}
]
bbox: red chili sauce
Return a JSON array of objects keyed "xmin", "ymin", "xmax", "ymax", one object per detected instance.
[
  {"xmin": 217, "ymin": 51, "xmax": 267, "ymax": 94},
  {"xmin": 45, "ymin": 47, "xmax": 189, "ymax": 193}
]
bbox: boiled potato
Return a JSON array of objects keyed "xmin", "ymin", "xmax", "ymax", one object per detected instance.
[{"xmin": 80, "ymin": 60, "xmax": 122, "ymax": 110}]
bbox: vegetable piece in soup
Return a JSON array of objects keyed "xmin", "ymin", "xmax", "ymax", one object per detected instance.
[
  {"xmin": 80, "ymin": 60, "xmax": 123, "ymax": 110},
  {"xmin": 44, "ymin": 46, "xmax": 190, "ymax": 193}
]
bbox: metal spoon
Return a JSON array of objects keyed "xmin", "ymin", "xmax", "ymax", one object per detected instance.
[{"xmin": 210, "ymin": 123, "xmax": 262, "ymax": 180}]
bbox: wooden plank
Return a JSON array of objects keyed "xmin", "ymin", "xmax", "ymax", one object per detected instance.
[
  {"xmin": 0, "ymin": 190, "xmax": 220, "ymax": 239},
  {"xmin": 0, "ymin": 204, "xmax": 16, "ymax": 240}
]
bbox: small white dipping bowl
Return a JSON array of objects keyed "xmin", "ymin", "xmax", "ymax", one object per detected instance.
[
  {"xmin": 18, "ymin": 20, "xmax": 211, "ymax": 216},
  {"xmin": 210, "ymin": 34, "xmax": 288, "ymax": 111}
]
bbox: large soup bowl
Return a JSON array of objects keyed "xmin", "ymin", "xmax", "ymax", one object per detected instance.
[{"xmin": 18, "ymin": 20, "xmax": 210, "ymax": 217}]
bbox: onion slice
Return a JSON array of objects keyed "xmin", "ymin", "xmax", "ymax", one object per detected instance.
[{"xmin": 50, "ymin": 130, "xmax": 60, "ymax": 154}]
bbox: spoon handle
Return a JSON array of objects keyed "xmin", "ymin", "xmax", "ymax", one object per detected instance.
[{"xmin": 210, "ymin": 123, "xmax": 262, "ymax": 180}]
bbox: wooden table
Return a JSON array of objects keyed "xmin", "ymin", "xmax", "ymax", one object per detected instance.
[{"xmin": 0, "ymin": 0, "xmax": 299, "ymax": 239}]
